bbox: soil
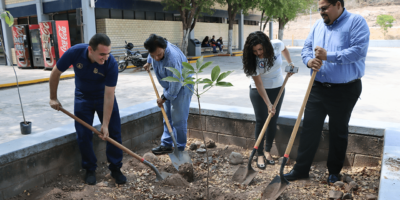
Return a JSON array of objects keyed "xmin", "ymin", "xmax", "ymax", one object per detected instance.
[{"xmin": 10, "ymin": 139, "xmax": 381, "ymax": 200}]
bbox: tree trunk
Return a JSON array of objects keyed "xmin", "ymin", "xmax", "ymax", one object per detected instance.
[
  {"xmin": 260, "ymin": 10, "xmax": 265, "ymax": 31},
  {"xmin": 278, "ymin": 18, "xmax": 285, "ymax": 40},
  {"xmin": 227, "ymin": 3, "xmax": 236, "ymax": 55},
  {"xmin": 262, "ymin": 16, "xmax": 270, "ymax": 32},
  {"xmin": 181, "ymin": 29, "xmax": 189, "ymax": 55}
]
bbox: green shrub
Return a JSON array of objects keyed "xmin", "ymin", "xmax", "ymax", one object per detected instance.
[{"xmin": 376, "ymin": 14, "xmax": 395, "ymax": 36}]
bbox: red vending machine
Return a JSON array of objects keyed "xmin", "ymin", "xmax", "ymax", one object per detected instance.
[
  {"xmin": 12, "ymin": 25, "xmax": 34, "ymax": 69},
  {"xmin": 29, "ymin": 24, "xmax": 44, "ymax": 68},
  {"xmin": 39, "ymin": 20, "xmax": 71, "ymax": 70}
]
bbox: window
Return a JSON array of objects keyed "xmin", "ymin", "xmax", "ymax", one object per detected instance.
[
  {"xmin": 135, "ymin": 11, "xmax": 145, "ymax": 20},
  {"xmin": 111, "ymin": 9, "xmax": 123, "ymax": 19},
  {"xmin": 156, "ymin": 12, "xmax": 164, "ymax": 20},
  {"xmin": 123, "ymin": 10, "xmax": 134, "ymax": 19},
  {"xmin": 54, "ymin": 13, "xmax": 68, "ymax": 20},
  {"xmin": 17, "ymin": 17, "xmax": 28, "ymax": 24},
  {"xmin": 29, "ymin": 16, "xmax": 38, "ymax": 24},
  {"xmin": 174, "ymin": 15, "xmax": 181, "ymax": 21},
  {"xmin": 146, "ymin": 12, "xmax": 155, "ymax": 20},
  {"xmin": 165, "ymin": 13, "xmax": 174, "ymax": 21},
  {"xmin": 96, "ymin": 8, "xmax": 110, "ymax": 19},
  {"xmin": 197, "ymin": 17, "xmax": 204, "ymax": 22}
]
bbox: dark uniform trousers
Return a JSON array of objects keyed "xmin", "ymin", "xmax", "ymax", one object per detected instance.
[
  {"xmin": 293, "ymin": 79, "xmax": 362, "ymax": 175},
  {"xmin": 74, "ymin": 95, "xmax": 123, "ymax": 172}
]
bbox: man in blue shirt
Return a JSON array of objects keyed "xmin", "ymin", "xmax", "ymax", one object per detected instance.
[
  {"xmin": 284, "ymin": 0, "xmax": 370, "ymax": 184},
  {"xmin": 143, "ymin": 34, "xmax": 193, "ymax": 155},
  {"xmin": 49, "ymin": 34, "xmax": 126, "ymax": 185}
]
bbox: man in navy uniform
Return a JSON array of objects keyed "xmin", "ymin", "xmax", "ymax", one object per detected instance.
[{"xmin": 49, "ymin": 33, "xmax": 126, "ymax": 185}]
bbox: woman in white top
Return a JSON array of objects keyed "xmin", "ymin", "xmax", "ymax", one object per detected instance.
[{"xmin": 243, "ymin": 31, "xmax": 295, "ymax": 169}]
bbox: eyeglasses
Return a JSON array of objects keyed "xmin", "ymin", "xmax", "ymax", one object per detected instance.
[{"xmin": 318, "ymin": 3, "xmax": 332, "ymax": 12}]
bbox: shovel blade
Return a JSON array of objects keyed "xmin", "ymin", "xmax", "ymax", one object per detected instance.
[
  {"xmin": 261, "ymin": 175, "xmax": 290, "ymax": 200},
  {"xmin": 169, "ymin": 149, "xmax": 192, "ymax": 170},
  {"xmin": 155, "ymin": 171, "xmax": 173, "ymax": 182},
  {"xmin": 232, "ymin": 165, "xmax": 258, "ymax": 185}
]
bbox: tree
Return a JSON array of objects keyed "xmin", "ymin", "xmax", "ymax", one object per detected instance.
[
  {"xmin": 161, "ymin": 0, "xmax": 216, "ymax": 55},
  {"xmin": 376, "ymin": 14, "xmax": 395, "ymax": 38},
  {"xmin": 216, "ymin": 0, "xmax": 260, "ymax": 54},
  {"xmin": 258, "ymin": 0, "xmax": 313, "ymax": 40},
  {"xmin": 161, "ymin": 56, "xmax": 233, "ymax": 199}
]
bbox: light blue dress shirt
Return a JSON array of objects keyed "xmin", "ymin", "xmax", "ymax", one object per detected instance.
[{"xmin": 301, "ymin": 8, "xmax": 370, "ymax": 83}]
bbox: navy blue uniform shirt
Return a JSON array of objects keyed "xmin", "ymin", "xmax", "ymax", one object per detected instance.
[{"xmin": 57, "ymin": 43, "xmax": 118, "ymax": 99}]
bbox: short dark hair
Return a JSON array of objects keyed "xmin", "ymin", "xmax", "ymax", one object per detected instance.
[
  {"xmin": 324, "ymin": 0, "xmax": 344, "ymax": 7},
  {"xmin": 89, "ymin": 33, "xmax": 111, "ymax": 51},
  {"xmin": 144, "ymin": 34, "xmax": 167, "ymax": 53}
]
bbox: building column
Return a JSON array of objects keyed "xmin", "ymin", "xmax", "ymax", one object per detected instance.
[
  {"xmin": 0, "ymin": 1, "xmax": 14, "ymax": 66},
  {"xmin": 36, "ymin": 0, "xmax": 49, "ymax": 22},
  {"xmin": 269, "ymin": 20, "xmax": 273, "ymax": 40},
  {"xmin": 81, "ymin": 0, "xmax": 96, "ymax": 43},
  {"xmin": 238, "ymin": 10, "xmax": 244, "ymax": 50}
]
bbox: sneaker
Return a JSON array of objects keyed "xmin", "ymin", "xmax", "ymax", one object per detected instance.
[
  {"xmin": 85, "ymin": 170, "xmax": 96, "ymax": 185},
  {"xmin": 111, "ymin": 169, "xmax": 127, "ymax": 184},
  {"xmin": 327, "ymin": 174, "xmax": 340, "ymax": 184},
  {"xmin": 152, "ymin": 145, "xmax": 173, "ymax": 155}
]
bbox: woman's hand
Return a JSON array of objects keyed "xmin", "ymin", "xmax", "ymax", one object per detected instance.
[{"xmin": 268, "ymin": 104, "xmax": 276, "ymax": 116}]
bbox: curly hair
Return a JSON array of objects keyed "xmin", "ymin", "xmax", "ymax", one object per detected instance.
[{"xmin": 242, "ymin": 31, "xmax": 275, "ymax": 76}]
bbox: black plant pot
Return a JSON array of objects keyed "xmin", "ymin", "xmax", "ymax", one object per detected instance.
[{"xmin": 20, "ymin": 121, "xmax": 32, "ymax": 135}]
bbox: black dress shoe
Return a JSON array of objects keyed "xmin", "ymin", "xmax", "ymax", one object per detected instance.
[
  {"xmin": 85, "ymin": 170, "xmax": 96, "ymax": 185},
  {"xmin": 284, "ymin": 169, "xmax": 309, "ymax": 181},
  {"xmin": 152, "ymin": 145, "xmax": 173, "ymax": 155},
  {"xmin": 256, "ymin": 156, "xmax": 266, "ymax": 170},
  {"xmin": 327, "ymin": 174, "xmax": 340, "ymax": 184},
  {"xmin": 111, "ymin": 169, "xmax": 127, "ymax": 184}
]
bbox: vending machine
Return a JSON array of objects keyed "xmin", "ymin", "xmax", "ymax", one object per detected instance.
[
  {"xmin": 28, "ymin": 24, "xmax": 44, "ymax": 68},
  {"xmin": 12, "ymin": 25, "xmax": 34, "ymax": 69},
  {"xmin": 39, "ymin": 20, "xmax": 71, "ymax": 70}
]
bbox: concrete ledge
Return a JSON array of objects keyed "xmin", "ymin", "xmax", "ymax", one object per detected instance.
[
  {"xmin": 0, "ymin": 100, "xmax": 163, "ymax": 199},
  {"xmin": 283, "ymin": 39, "xmax": 400, "ymax": 48}
]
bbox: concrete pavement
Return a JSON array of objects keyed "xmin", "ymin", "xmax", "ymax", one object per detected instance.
[{"xmin": 0, "ymin": 47, "xmax": 398, "ymax": 144}]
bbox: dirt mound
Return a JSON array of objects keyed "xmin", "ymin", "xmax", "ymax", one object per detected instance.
[
  {"xmin": 178, "ymin": 163, "xmax": 194, "ymax": 182},
  {"xmin": 162, "ymin": 174, "xmax": 189, "ymax": 187}
]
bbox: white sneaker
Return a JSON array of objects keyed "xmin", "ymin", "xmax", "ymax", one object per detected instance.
[{"xmin": 220, "ymin": 50, "xmax": 223, "ymax": 53}]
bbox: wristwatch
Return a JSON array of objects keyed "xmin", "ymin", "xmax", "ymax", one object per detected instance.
[{"xmin": 161, "ymin": 94, "xmax": 167, "ymax": 100}]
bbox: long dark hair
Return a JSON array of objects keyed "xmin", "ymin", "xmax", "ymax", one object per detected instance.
[
  {"xmin": 202, "ymin": 36, "xmax": 209, "ymax": 45},
  {"xmin": 242, "ymin": 31, "xmax": 275, "ymax": 76}
]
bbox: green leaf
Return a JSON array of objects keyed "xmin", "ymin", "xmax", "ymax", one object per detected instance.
[
  {"xmin": 216, "ymin": 82, "xmax": 233, "ymax": 87},
  {"xmin": 7, "ymin": 12, "xmax": 14, "ymax": 27},
  {"xmin": 182, "ymin": 68, "xmax": 190, "ymax": 79},
  {"xmin": 211, "ymin": 65, "xmax": 220, "ymax": 82},
  {"xmin": 165, "ymin": 67, "xmax": 181, "ymax": 79},
  {"xmin": 216, "ymin": 71, "xmax": 233, "ymax": 82},
  {"xmin": 184, "ymin": 80, "xmax": 195, "ymax": 85},
  {"xmin": 199, "ymin": 61, "xmax": 213, "ymax": 72},
  {"xmin": 182, "ymin": 62, "xmax": 195, "ymax": 71},
  {"xmin": 199, "ymin": 78, "xmax": 213, "ymax": 84},
  {"xmin": 196, "ymin": 56, "xmax": 203, "ymax": 69},
  {"xmin": 161, "ymin": 77, "xmax": 180, "ymax": 82},
  {"xmin": 203, "ymin": 84, "xmax": 212, "ymax": 89},
  {"xmin": 1, "ymin": 11, "xmax": 14, "ymax": 27}
]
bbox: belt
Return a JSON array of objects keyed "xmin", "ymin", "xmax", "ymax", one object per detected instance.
[{"xmin": 315, "ymin": 79, "xmax": 360, "ymax": 88}]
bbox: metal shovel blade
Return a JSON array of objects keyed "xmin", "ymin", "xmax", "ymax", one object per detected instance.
[
  {"xmin": 232, "ymin": 149, "xmax": 257, "ymax": 185},
  {"xmin": 261, "ymin": 157, "xmax": 290, "ymax": 200},
  {"xmin": 169, "ymin": 148, "xmax": 192, "ymax": 170}
]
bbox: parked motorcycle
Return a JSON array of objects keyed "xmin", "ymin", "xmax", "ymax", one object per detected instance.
[{"xmin": 118, "ymin": 41, "xmax": 148, "ymax": 72}]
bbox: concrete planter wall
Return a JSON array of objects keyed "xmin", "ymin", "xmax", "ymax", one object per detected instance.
[
  {"xmin": 0, "ymin": 101, "xmax": 163, "ymax": 200},
  {"xmin": 187, "ymin": 104, "xmax": 383, "ymax": 167}
]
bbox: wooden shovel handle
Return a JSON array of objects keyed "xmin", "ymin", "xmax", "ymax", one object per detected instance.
[
  {"xmin": 148, "ymin": 71, "xmax": 174, "ymax": 134},
  {"xmin": 254, "ymin": 73, "xmax": 291, "ymax": 148},
  {"xmin": 59, "ymin": 107, "xmax": 144, "ymax": 162},
  {"xmin": 284, "ymin": 70, "xmax": 317, "ymax": 157}
]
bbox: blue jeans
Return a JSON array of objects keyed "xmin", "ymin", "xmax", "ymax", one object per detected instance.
[
  {"xmin": 161, "ymin": 85, "xmax": 193, "ymax": 150},
  {"xmin": 74, "ymin": 95, "xmax": 123, "ymax": 171}
]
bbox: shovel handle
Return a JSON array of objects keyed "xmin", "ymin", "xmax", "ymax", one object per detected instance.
[
  {"xmin": 254, "ymin": 73, "xmax": 291, "ymax": 148},
  {"xmin": 284, "ymin": 70, "xmax": 317, "ymax": 157},
  {"xmin": 59, "ymin": 107, "xmax": 144, "ymax": 162},
  {"xmin": 148, "ymin": 71, "xmax": 174, "ymax": 134}
]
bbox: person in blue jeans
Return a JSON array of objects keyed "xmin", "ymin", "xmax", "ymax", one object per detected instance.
[
  {"xmin": 49, "ymin": 33, "xmax": 126, "ymax": 185},
  {"xmin": 143, "ymin": 34, "xmax": 193, "ymax": 155},
  {"xmin": 201, "ymin": 36, "xmax": 217, "ymax": 53},
  {"xmin": 210, "ymin": 35, "xmax": 223, "ymax": 52}
]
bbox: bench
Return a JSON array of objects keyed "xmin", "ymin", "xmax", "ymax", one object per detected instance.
[{"xmin": 200, "ymin": 41, "xmax": 237, "ymax": 53}]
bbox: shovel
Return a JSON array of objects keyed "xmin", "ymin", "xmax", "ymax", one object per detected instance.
[
  {"xmin": 148, "ymin": 70, "xmax": 192, "ymax": 170},
  {"xmin": 261, "ymin": 70, "xmax": 317, "ymax": 200},
  {"xmin": 232, "ymin": 66, "xmax": 298, "ymax": 185},
  {"xmin": 59, "ymin": 107, "xmax": 171, "ymax": 182}
]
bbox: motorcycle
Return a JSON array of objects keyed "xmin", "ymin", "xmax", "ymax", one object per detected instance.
[{"xmin": 118, "ymin": 41, "xmax": 148, "ymax": 72}]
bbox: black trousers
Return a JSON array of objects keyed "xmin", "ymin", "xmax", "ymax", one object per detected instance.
[
  {"xmin": 250, "ymin": 87, "xmax": 285, "ymax": 155},
  {"xmin": 293, "ymin": 79, "xmax": 362, "ymax": 175}
]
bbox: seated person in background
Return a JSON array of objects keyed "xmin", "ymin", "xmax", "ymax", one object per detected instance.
[
  {"xmin": 201, "ymin": 36, "xmax": 217, "ymax": 53},
  {"xmin": 216, "ymin": 37, "xmax": 224, "ymax": 52},
  {"xmin": 211, "ymin": 35, "xmax": 223, "ymax": 53}
]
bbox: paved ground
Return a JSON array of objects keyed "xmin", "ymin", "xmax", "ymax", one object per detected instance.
[{"xmin": 0, "ymin": 47, "xmax": 398, "ymax": 144}]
